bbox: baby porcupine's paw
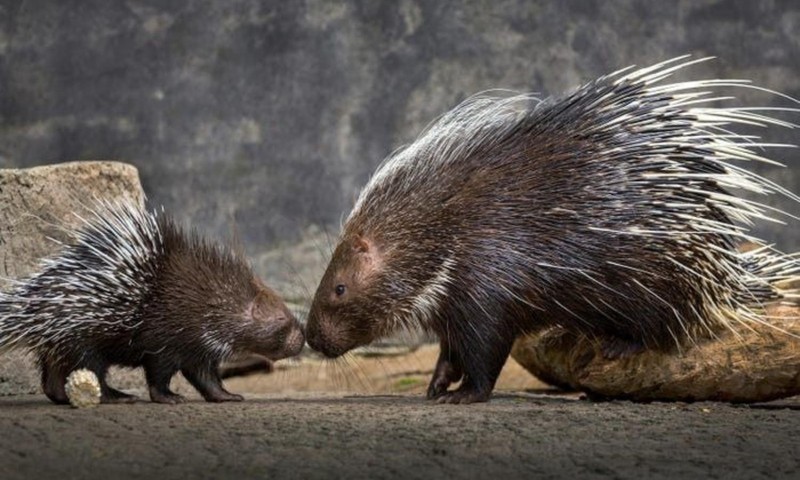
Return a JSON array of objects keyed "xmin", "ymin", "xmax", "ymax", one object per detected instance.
[
  {"xmin": 149, "ymin": 390, "xmax": 186, "ymax": 405},
  {"xmin": 101, "ymin": 388, "xmax": 139, "ymax": 404},
  {"xmin": 204, "ymin": 391, "xmax": 244, "ymax": 403}
]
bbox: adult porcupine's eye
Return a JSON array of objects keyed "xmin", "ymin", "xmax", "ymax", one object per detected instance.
[{"xmin": 335, "ymin": 284, "xmax": 346, "ymax": 296}]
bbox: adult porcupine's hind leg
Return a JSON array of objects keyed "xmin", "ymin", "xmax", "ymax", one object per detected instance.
[
  {"xmin": 426, "ymin": 338, "xmax": 464, "ymax": 399},
  {"xmin": 144, "ymin": 357, "xmax": 184, "ymax": 404},
  {"xmin": 182, "ymin": 363, "xmax": 243, "ymax": 402}
]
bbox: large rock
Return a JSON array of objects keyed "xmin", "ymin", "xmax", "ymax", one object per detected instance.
[
  {"xmin": 0, "ymin": 161, "xmax": 144, "ymax": 285},
  {"xmin": 0, "ymin": 161, "xmax": 144, "ymax": 395}
]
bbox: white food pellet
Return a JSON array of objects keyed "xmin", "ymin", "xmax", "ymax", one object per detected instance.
[{"xmin": 64, "ymin": 369, "xmax": 102, "ymax": 408}]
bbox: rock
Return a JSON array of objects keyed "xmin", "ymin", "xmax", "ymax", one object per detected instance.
[
  {"xmin": 511, "ymin": 304, "xmax": 800, "ymax": 403},
  {"xmin": 0, "ymin": 161, "xmax": 144, "ymax": 288},
  {"xmin": 0, "ymin": 161, "xmax": 144, "ymax": 396}
]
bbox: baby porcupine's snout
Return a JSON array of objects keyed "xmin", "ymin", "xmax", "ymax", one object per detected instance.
[
  {"xmin": 279, "ymin": 312, "xmax": 305, "ymax": 358},
  {"xmin": 262, "ymin": 305, "xmax": 305, "ymax": 360},
  {"xmin": 244, "ymin": 289, "xmax": 305, "ymax": 360}
]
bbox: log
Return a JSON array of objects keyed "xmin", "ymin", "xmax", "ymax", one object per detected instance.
[{"xmin": 511, "ymin": 304, "xmax": 800, "ymax": 402}]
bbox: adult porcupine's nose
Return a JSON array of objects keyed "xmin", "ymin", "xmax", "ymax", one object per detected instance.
[{"xmin": 305, "ymin": 316, "xmax": 344, "ymax": 358}]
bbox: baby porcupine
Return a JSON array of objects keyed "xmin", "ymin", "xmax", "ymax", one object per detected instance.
[
  {"xmin": 0, "ymin": 199, "xmax": 304, "ymax": 405},
  {"xmin": 305, "ymin": 56, "xmax": 800, "ymax": 404}
]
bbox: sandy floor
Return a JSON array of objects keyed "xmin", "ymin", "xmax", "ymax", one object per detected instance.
[
  {"xmin": 224, "ymin": 343, "xmax": 547, "ymax": 396},
  {"xmin": 1, "ymin": 346, "xmax": 799, "ymax": 479}
]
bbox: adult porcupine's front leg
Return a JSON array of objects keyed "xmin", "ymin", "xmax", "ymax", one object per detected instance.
[
  {"xmin": 436, "ymin": 330, "xmax": 515, "ymax": 404},
  {"xmin": 427, "ymin": 339, "xmax": 463, "ymax": 399},
  {"xmin": 182, "ymin": 364, "xmax": 244, "ymax": 402}
]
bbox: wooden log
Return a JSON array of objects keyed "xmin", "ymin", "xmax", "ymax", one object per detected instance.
[{"xmin": 511, "ymin": 304, "xmax": 800, "ymax": 403}]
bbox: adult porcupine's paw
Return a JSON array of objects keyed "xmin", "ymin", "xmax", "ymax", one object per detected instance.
[
  {"xmin": 435, "ymin": 386, "xmax": 491, "ymax": 405},
  {"xmin": 427, "ymin": 351, "xmax": 464, "ymax": 399},
  {"xmin": 426, "ymin": 377, "xmax": 451, "ymax": 399},
  {"xmin": 426, "ymin": 365, "xmax": 459, "ymax": 399}
]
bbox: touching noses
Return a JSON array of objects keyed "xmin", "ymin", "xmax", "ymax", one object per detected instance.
[{"xmin": 276, "ymin": 311, "xmax": 305, "ymax": 356}]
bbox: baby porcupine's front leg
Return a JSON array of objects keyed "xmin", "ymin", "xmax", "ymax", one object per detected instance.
[
  {"xmin": 182, "ymin": 364, "xmax": 244, "ymax": 402},
  {"xmin": 144, "ymin": 358, "xmax": 184, "ymax": 404}
]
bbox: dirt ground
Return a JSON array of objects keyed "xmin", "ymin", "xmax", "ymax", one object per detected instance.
[{"xmin": 1, "ymin": 345, "xmax": 799, "ymax": 480}]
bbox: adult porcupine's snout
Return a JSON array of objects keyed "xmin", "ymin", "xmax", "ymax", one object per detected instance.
[{"xmin": 305, "ymin": 311, "xmax": 343, "ymax": 358}]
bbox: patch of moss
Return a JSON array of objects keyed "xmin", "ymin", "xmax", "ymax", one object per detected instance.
[{"xmin": 393, "ymin": 377, "xmax": 425, "ymax": 390}]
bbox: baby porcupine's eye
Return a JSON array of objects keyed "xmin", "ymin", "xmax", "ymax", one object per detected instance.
[{"xmin": 335, "ymin": 284, "xmax": 346, "ymax": 297}]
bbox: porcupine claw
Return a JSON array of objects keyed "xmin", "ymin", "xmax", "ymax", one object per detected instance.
[
  {"xmin": 426, "ymin": 378, "xmax": 450, "ymax": 400},
  {"xmin": 205, "ymin": 391, "xmax": 244, "ymax": 403},
  {"xmin": 426, "ymin": 341, "xmax": 464, "ymax": 399},
  {"xmin": 101, "ymin": 387, "xmax": 140, "ymax": 404},
  {"xmin": 149, "ymin": 390, "xmax": 186, "ymax": 405},
  {"xmin": 181, "ymin": 366, "xmax": 244, "ymax": 402},
  {"xmin": 435, "ymin": 385, "xmax": 491, "ymax": 405}
]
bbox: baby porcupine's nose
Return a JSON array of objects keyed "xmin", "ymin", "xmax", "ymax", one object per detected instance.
[{"xmin": 279, "ymin": 312, "xmax": 305, "ymax": 357}]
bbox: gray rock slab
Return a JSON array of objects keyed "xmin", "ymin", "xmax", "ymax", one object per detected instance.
[{"xmin": 0, "ymin": 161, "xmax": 145, "ymax": 395}]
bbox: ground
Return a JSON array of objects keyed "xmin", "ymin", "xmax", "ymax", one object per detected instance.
[{"xmin": 1, "ymin": 345, "xmax": 798, "ymax": 479}]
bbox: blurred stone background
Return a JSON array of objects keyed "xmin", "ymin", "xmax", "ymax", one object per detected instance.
[{"xmin": 1, "ymin": 0, "xmax": 798, "ymax": 303}]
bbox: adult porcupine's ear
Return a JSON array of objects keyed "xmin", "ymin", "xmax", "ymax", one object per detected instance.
[
  {"xmin": 353, "ymin": 235, "xmax": 371, "ymax": 254},
  {"xmin": 351, "ymin": 235, "xmax": 383, "ymax": 280}
]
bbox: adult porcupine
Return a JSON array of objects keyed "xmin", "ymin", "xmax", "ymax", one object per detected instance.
[
  {"xmin": 305, "ymin": 56, "xmax": 800, "ymax": 404},
  {"xmin": 0, "ymin": 199, "xmax": 304, "ymax": 404}
]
